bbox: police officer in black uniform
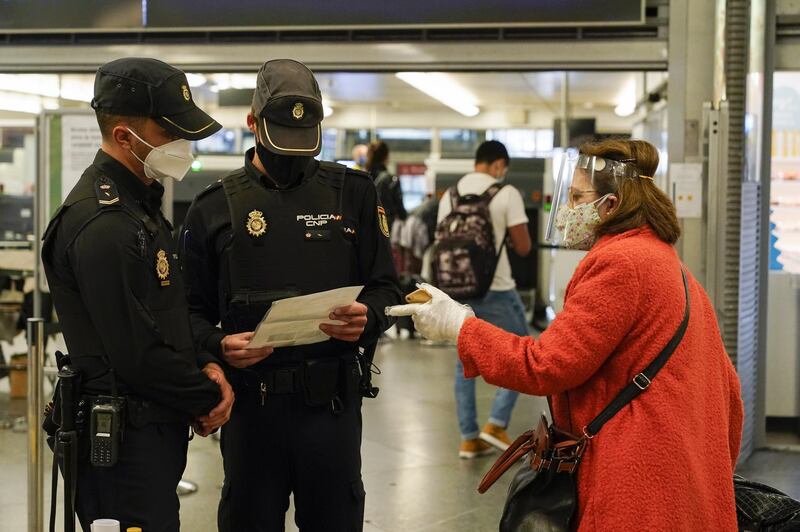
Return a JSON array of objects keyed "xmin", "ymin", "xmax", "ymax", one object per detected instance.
[
  {"xmin": 42, "ymin": 58, "xmax": 234, "ymax": 532},
  {"xmin": 181, "ymin": 59, "xmax": 401, "ymax": 532}
]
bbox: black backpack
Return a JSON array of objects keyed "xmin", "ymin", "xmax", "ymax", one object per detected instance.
[{"xmin": 432, "ymin": 183, "xmax": 506, "ymax": 301}]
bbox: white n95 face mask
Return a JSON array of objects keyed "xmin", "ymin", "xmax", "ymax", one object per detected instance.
[{"xmin": 127, "ymin": 128, "xmax": 194, "ymax": 182}]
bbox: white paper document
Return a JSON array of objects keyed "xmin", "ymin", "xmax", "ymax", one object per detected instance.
[{"xmin": 247, "ymin": 285, "xmax": 364, "ymax": 348}]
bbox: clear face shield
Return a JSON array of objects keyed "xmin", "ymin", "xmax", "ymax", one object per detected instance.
[{"xmin": 545, "ymin": 153, "xmax": 641, "ymax": 245}]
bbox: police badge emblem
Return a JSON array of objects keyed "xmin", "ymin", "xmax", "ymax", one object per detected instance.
[
  {"xmin": 246, "ymin": 210, "xmax": 268, "ymax": 237},
  {"xmin": 377, "ymin": 206, "xmax": 390, "ymax": 238},
  {"xmin": 156, "ymin": 249, "xmax": 170, "ymax": 286},
  {"xmin": 292, "ymin": 102, "xmax": 304, "ymax": 120}
]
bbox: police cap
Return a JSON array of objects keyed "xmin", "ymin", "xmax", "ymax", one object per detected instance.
[
  {"xmin": 252, "ymin": 59, "xmax": 323, "ymax": 157},
  {"xmin": 91, "ymin": 57, "xmax": 222, "ymax": 141}
]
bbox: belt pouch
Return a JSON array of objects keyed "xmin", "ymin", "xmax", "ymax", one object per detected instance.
[{"xmin": 303, "ymin": 358, "xmax": 341, "ymax": 407}]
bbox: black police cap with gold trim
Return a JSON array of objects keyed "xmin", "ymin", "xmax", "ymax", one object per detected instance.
[
  {"xmin": 252, "ymin": 59, "xmax": 323, "ymax": 157},
  {"xmin": 91, "ymin": 57, "xmax": 222, "ymax": 141}
]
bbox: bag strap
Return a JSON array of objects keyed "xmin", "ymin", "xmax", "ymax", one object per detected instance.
[
  {"xmin": 448, "ymin": 186, "xmax": 460, "ymax": 211},
  {"xmin": 479, "ymin": 182, "xmax": 505, "ymax": 203},
  {"xmin": 582, "ymin": 269, "xmax": 690, "ymax": 439},
  {"xmin": 486, "ymin": 231, "xmax": 508, "ymax": 284},
  {"xmin": 49, "ymin": 450, "xmax": 58, "ymax": 532},
  {"xmin": 477, "ymin": 429, "xmax": 536, "ymax": 494}
]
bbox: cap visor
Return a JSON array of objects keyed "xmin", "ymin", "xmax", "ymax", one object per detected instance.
[
  {"xmin": 155, "ymin": 106, "xmax": 222, "ymax": 141},
  {"xmin": 260, "ymin": 117, "xmax": 321, "ymax": 157}
]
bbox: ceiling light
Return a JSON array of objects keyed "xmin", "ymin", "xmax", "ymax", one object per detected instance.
[
  {"xmin": 321, "ymin": 94, "xmax": 333, "ymax": 118},
  {"xmin": 0, "ymin": 91, "xmax": 43, "ymax": 114},
  {"xmin": 614, "ymin": 101, "xmax": 636, "ymax": 117},
  {"xmin": 230, "ymin": 73, "xmax": 256, "ymax": 89},
  {"xmin": 0, "ymin": 74, "xmax": 60, "ymax": 98},
  {"xmin": 395, "ymin": 72, "xmax": 480, "ymax": 117},
  {"xmin": 59, "ymin": 76, "xmax": 94, "ymax": 102},
  {"xmin": 210, "ymin": 74, "xmax": 231, "ymax": 91},
  {"xmin": 185, "ymin": 74, "xmax": 207, "ymax": 88},
  {"xmin": 0, "ymin": 74, "xmax": 95, "ymax": 103},
  {"xmin": 614, "ymin": 79, "xmax": 638, "ymax": 117}
]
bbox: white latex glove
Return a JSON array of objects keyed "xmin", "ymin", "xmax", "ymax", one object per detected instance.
[{"xmin": 385, "ymin": 283, "xmax": 475, "ymax": 343}]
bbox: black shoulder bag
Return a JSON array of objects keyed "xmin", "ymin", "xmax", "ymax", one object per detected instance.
[{"xmin": 478, "ymin": 269, "xmax": 690, "ymax": 531}]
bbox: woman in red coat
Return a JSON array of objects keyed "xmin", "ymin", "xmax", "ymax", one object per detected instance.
[{"xmin": 388, "ymin": 139, "xmax": 743, "ymax": 531}]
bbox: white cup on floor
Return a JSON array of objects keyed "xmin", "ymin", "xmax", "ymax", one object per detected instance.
[{"xmin": 91, "ymin": 519, "xmax": 120, "ymax": 532}]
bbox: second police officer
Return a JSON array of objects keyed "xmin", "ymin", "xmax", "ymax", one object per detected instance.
[{"xmin": 182, "ymin": 59, "xmax": 402, "ymax": 531}]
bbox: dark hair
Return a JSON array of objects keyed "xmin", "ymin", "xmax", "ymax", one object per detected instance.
[
  {"xmin": 580, "ymin": 138, "xmax": 681, "ymax": 245},
  {"xmin": 475, "ymin": 140, "xmax": 509, "ymax": 166},
  {"xmin": 95, "ymin": 111, "xmax": 145, "ymax": 141},
  {"xmin": 366, "ymin": 140, "xmax": 389, "ymax": 174}
]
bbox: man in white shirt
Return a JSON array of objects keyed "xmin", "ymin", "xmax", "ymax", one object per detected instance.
[{"xmin": 437, "ymin": 140, "xmax": 532, "ymax": 458}]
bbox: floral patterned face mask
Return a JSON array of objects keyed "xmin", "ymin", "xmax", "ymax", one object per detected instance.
[{"xmin": 554, "ymin": 194, "xmax": 611, "ymax": 250}]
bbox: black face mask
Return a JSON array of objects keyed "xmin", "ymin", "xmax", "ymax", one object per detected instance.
[{"xmin": 255, "ymin": 141, "xmax": 312, "ymax": 190}]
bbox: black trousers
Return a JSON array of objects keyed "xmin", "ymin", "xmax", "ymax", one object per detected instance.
[
  {"xmin": 74, "ymin": 423, "xmax": 189, "ymax": 532},
  {"xmin": 218, "ymin": 373, "xmax": 365, "ymax": 532}
]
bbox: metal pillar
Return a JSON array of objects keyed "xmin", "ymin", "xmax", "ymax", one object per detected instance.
[
  {"xmin": 545, "ymin": 72, "xmax": 571, "ymax": 322},
  {"xmin": 559, "ymin": 72, "xmax": 569, "ymax": 149},
  {"xmin": 27, "ymin": 318, "xmax": 45, "ymax": 532},
  {"xmin": 704, "ymin": 0, "xmax": 775, "ymax": 460},
  {"xmin": 745, "ymin": 0, "xmax": 775, "ymax": 454},
  {"xmin": 667, "ymin": 0, "xmax": 717, "ymax": 283},
  {"xmin": 33, "ymin": 114, "xmax": 46, "ymax": 319}
]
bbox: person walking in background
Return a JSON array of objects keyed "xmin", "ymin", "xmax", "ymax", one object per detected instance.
[
  {"xmin": 434, "ymin": 140, "xmax": 532, "ymax": 458},
  {"xmin": 399, "ymin": 193, "xmax": 437, "ymax": 276},
  {"xmin": 366, "ymin": 140, "xmax": 407, "ymax": 274},
  {"xmin": 351, "ymin": 143, "xmax": 368, "ymax": 171}
]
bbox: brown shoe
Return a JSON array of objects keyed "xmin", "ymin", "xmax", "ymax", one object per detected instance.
[
  {"xmin": 459, "ymin": 438, "xmax": 495, "ymax": 459},
  {"xmin": 480, "ymin": 423, "xmax": 511, "ymax": 451}
]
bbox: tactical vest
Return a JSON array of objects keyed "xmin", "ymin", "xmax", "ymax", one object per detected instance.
[
  {"xmin": 221, "ymin": 161, "xmax": 360, "ymax": 360},
  {"xmin": 43, "ymin": 170, "xmax": 193, "ymax": 395}
]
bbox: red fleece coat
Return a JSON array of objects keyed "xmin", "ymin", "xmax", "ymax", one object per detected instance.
[{"xmin": 458, "ymin": 227, "xmax": 743, "ymax": 532}]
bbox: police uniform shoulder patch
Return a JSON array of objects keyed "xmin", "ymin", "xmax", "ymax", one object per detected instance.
[
  {"xmin": 94, "ymin": 177, "xmax": 120, "ymax": 207},
  {"xmin": 377, "ymin": 206, "xmax": 390, "ymax": 238},
  {"xmin": 246, "ymin": 209, "xmax": 268, "ymax": 237},
  {"xmin": 156, "ymin": 249, "xmax": 170, "ymax": 286}
]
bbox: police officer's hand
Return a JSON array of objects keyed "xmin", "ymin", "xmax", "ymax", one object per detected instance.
[
  {"xmin": 220, "ymin": 332, "xmax": 274, "ymax": 369},
  {"xmin": 319, "ymin": 302, "xmax": 369, "ymax": 342},
  {"xmin": 196, "ymin": 363, "xmax": 234, "ymax": 436}
]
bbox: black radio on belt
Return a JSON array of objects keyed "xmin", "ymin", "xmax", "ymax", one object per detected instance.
[{"xmin": 89, "ymin": 395, "xmax": 125, "ymax": 467}]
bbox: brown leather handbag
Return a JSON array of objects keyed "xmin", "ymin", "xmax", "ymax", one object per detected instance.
[
  {"xmin": 479, "ymin": 270, "xmax": 690, "ymax": 532},
  {"xmin": 479, "ymin": 412, "xmax": 586, "ymax": 531}
]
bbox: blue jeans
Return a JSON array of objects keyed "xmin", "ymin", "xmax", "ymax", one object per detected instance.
[{"xmin": 455, "ymin": 289, "xmax": 529, "ymax": 440}]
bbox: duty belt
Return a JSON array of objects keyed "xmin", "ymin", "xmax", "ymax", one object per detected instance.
[
  {"xmin": 260, "ymin": 367, "xmax": 302, "ymax": 394},
  {"xmin": 79, "ymin": 394, "xmax": 189, "ymax": 427},
  {"xmin": 239, "ymin": 354, "xmax": 359, "ymax": 408},
  {"xmin": 234, "ymin": 365, "xmax": 300, "ymax": 407}
]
